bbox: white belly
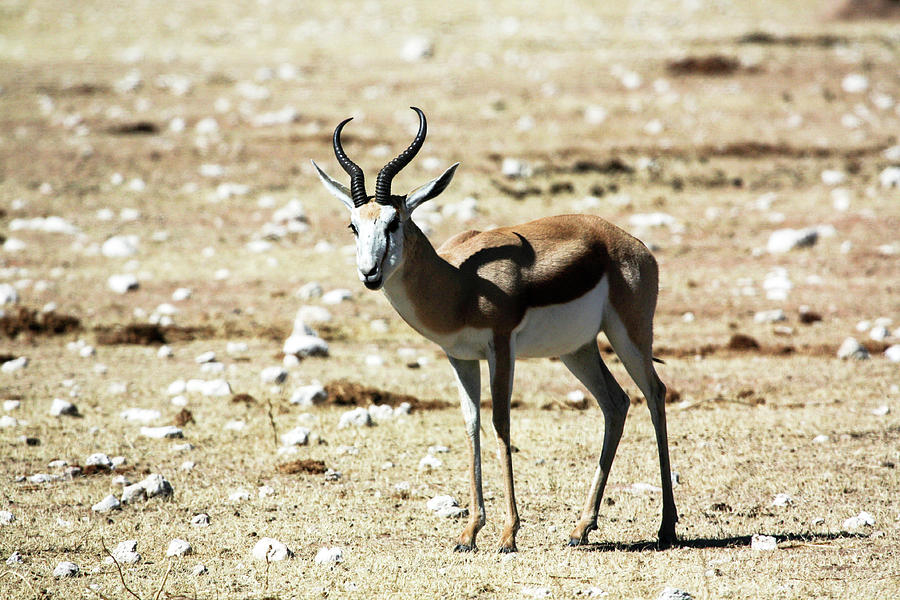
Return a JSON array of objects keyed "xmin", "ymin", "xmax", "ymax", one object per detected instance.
[{"xmin": 513, "ymin": 277, "xmax": 607, "ymax": 358}]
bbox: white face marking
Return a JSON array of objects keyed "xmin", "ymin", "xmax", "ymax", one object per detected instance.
[{"xmin": 349, "ymin": 203, "xmax": 404, "ymax": 290}]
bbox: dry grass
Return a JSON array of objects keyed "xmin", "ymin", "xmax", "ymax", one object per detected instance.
[{"xmin": 2, "ymin": 1, "xmax": 899, "ymax": 599}]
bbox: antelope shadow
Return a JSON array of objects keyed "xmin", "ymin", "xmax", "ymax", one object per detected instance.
[{"xmin": 571, "ymin": 530, "xmax": 866, "ymax": 552}]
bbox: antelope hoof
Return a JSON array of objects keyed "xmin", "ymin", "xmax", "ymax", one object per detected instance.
[
  {"xmin": 498, "ymin": 545, "xmax": 518, "ymax": 554},
  {"xmin": 454, "ymin": 543, "xmax": 477, "ymax": 553},
  {"xmin": 567, "ymin": 521, "xmax": 596, "ymax": 546},
  {"xmin": 657, "ymin": 528, "xmax": 677, "ymax": 549}
]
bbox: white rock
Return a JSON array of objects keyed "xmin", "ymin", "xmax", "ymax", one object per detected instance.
[
  {"xmin": 9, "ymin": 216, "xmax": 78, "ymax": 234},
  {"xmin": 224, "ymin": 420, "xmax": 245, "ymax": 431},
  {"xmin": 226, "ymin": 341, "xmax": 249, "ymax": 355},
  {"xmin": 296, "ymin": 281, "xmax": 323, "ymax": 300},
  {"xmin": 92, "ymin": 494, "xmax": 122, "ymax": 513},
  {"xmin": 501, "ymin": 157, "xmax": 531, "ymax": 178},
  {"xmin": 191, "ymin": 563, "xmax": 207, "ymax": 576},
  {"xmin": 767, "ymin": 228, "xmax": 818, "ymax": 253},
  {"xmin": 120, "ymin": 408, "xmax": 161, "ymax": 423},
  {"xmin": 522, "ymin": 587, "xmax": 551, "ymax": 599},
  {"xmin": 419, "ymin": 455, "xmax": 443, "ymax": 470},
  {"xmin": 869, "ymin": 325, "xmax": 890, "ymax": 341},
  {"xmin": 0, "ymin": 283, "xmax": 19, "ymax": 305},
  {"xmin": 108, "ymin": 273, "xmax": 139, "ymax": 294},
  {"xmin": 658, "ymin": 588, "xmax": 694, "ymax": 600},
  {"xmin": 339, "ymin": 407, "xmax": 372, "ymax": 428},
  {"xmin": 166, "ymin": 539, "xmax": 192, "ymax": 557},
  {"xmin": 6, "ymin": 551, "xmax": 24, "ymax": 565},
  {"xmin": 53, "ymin": 561, "xmax": 79, "ymax": 578},
  {"xmin": 289, "ymin": 384, "xmax": 327, "ymax": 406},
  {"xmin": 843, "ymin": 511, "xmax": 875, "ymax": 530},
  {"xmin": 141, "ymin": 425, "xmax": 183, "ymax": 439},
  {"xmin": 772, "ymin": 493, "xmax": 793, "ymax": 507},
  {"xmin": 314, "ymin": 547, "xmax": 343, "ymax": 564},
  {"xmin": 884, "ymin": 345, "xmax": 900, "ymax": 362},
  {"xmin": 85, "ymin": 453, "xmax": 112, "ymax": 467},
  {"xmin": 201, "ymin": 362, "xmax": 224, "ymax": 374},
  {"xmin": 365, "ymin": 354, "xmax": 384, "ymax": 367},
  {"xmin": 579, "ymin": 586, "xmax": 609, "ymax": 598},
  {"xmin": 157, "ymin": 345, "xmax": 173, "ymax": 358},
  {"xmin": 0, "ymin": 510, "xmax": 15, "ymax": 524},
  {"xmin": 3, "ymin": 238, "xmax": 26, "ymax": 252},
  {"xmin": 260, "ymin": 366, "xmax": 288, "ymax": 384},
  {"xmin": 102, "ymin": 235, "xmax": 139, "ymax": 258},
  {"xmin": 754, "ymin": 309, "xmax": 786, "ymax": 323},
  {"xmin": 201, "ymin": 379, "xmax": 232, "ymax": 396},
  {"xmin": 880, "ymin": 166, "xmax": 900, "ymax": 189},
  {"xmin": 322, "ymin": 289, "xmax": 352, "ymax": 305},
  {"xmin": 122, "ymin": 473, "xmax": 173, "ymax": 503},
  {"xmin": 871, "ymin": 405, "xmax": 890, "ymax": 416},
  {"xmin": 195, "ymin": 117, "xmax": 219, "ymax": 134},
  {"xmin": 105, "ymin": 540, "xmax": 140, "ymax": 564},
  {"xmin": 584, "ymin": 104, "xmax": 608, "ymax": 124},
  {"xmin": 252, "ymin": 537, "xmax": 293, "ymax": 561},
  {"xmin": 191, "ymin": 513, "xmax": 210, "ymax": 527},
  {"xmin": 841, "ymin": 73, "xmax": 868, "ymax": 93},
  {"xmin": 229, "ymin": 489, "xmax": 250, "ymax": 502},
  {"xmin": 283, "ymin": 334, "xmax": 329, "ymax": 357},
  {"xmin": 426, "ymin": 495, "xmax": 466, "ymax": 518},
  {"xmin": 49, "ymin": 398, "xmax": 78, "ymax": 416},
  {"xmin": 837, "ymin": 337, "xmax": 869, "ymax": 360},
  {"xmin": 0, "ymin": 415, "xmax": 19, "ymax": 428},
  {"xmin": 368, "ymin": 404, "xmax": 395, "ymax": 421},
  {"xmin": 167, "ymin": 379, "xmax": 187, "ymax": 395},
  {"xmin": 280, "ymin": 427, "xmax": 311, "ymax": 446},
  {"xmin": 195, "ymin": 351, "xmax": 216, "ymax": 363},
  {"xmin": 401, "ymin": 36, "xmax": 434, "ymax": 62},
  {"xmin": 2, "ymin": 356, "xmax": 28, "ymax": 372}
]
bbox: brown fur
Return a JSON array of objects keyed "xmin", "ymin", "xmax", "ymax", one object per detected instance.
[{"xmin": 400, "ymin": 214, "xmax": 658, "ymax": 349}]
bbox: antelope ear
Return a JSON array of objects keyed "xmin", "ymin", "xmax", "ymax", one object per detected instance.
[
  {"xmin": 311, "ymin": 160, "xmax": 354, "ymax": 210},
  {"xmin": 404, "ymin": 163, "xmax": 459, "ymax": 213}
]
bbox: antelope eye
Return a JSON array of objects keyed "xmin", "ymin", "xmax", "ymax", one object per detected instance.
[
  {"xmin": 348, "ymin": 223, "xmax": 358, "ymax": 236},
  {"xmin": 386, "ymin": 216, "xmax": 400, "ymax": 233}
]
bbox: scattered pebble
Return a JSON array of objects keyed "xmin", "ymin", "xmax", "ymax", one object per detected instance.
[
  {"xmin": 521, "ymin": 587, "xmax": 551, "ymax": 599},
  {"xmin": 837, "ymin": 337, "xmax": 869, "ymax": 360},
  {"xmin": 314, "ymin": 547, "xmax": 343, "ymax": 565},
  {"xmin": 419, "ymin": 455, "xmax": 442, "ymax": 470},
  {"xmin": 843, "ymin": 511, "xmax": 875, "ymax": 530},
  {"xmin": 6, "ymin": 551, "xmax": 24, "ymax": 565},
  {"xmin": 289, "ymin": 384, "xmax": 327, "ymax": 406},
  {"xmin": 107, "ymin": 273, "xmax": 139, "ymax": 294},
  {"xmin": 192, "ymin": 563, "xmax": 208, "ymax": 576},
  {"xmin": 192, "ymin": 513, "xmax": 210, "ymax": 527},
  {"xmin": 426, "ymin": 495, "xmax": 467, "ymax": 518},
  {"xmin": 0, "ymin": 510, "xmax": 15, "ymax": 524},
  {"xmin": 141, "ymin": 425, "xmax": 183, "ymax": 439},
  {"xmin": 2, "ymin": 357, "xmax": 28, "ymax": 373},
  {"xmin": 251, "ymin": 537, "xmax": 293, "ymax": 561},
  {"xmin": 658, "ymin": 587, "xmax": 693, "ymax": 600},
  {"xmin": 772, "ymin": 493, "xmax": 793, "ymax": 507},
  {"xmin": 49, "ymin": 398, "xmax": 78, "ymax": 417},
  {"xmin": 53, "ymin": 561, "xmax": 79, "ymax": 578},
  {"xmin": 120, "ymin": 408, "xmax": 161, "ymax": 423},
  {"xmin": 260, "ymin": 366, "xmax": 288, "ymax": 384},
  {"xmin": 280, "ymin": 427, "xmax": 311, "ymax": 446},
  {"xmin": 105, "ymin": 540, "xmax": 141, "ymax": 564},
  {"xmin": 92, "ymin": 494, "xmax": 122, "ymax": 513},
  {"xmin": 121, "ymin": 474, "xmax": 173, "ymax": 503},
  {"xmin": 166, "ymin": 538, "xmax": 192, "ymax": 557},
  {"xmin": 339, "ymin": 407, "xmax": 372, "ymax": 428}
]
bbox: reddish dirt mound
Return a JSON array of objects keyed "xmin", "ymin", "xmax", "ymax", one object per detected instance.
[
  {"xmin": 0, "ymin": 307, "xmax": 81, "ymax": 338},
  {"xmin": 727, "ymin": 333, "xmax": 761, "ymax": 351},
  {"xmin": 173, "ymin": 409, "xmax": 194, "ymax": 426},
  {"xmin": 828, "ymin": 0, "xmax": 900, "ymax": 20},
  {"xmin": 232, "ymin": 393, "xmax": 257, "ymax": 404},
  {"xmin": 324, "ymin": 380, "xmax": 451, "ymax": 411},
  {"xmin": 94, "ymin": 323, "xmax": 215, "ymax": 345},
  {"xmin": 276, "ymin": 459, "xmax": 327, "ymax": 475},
  {"xmin": 667, "ymin": 55, "xmax": 742, "ymax": 76}
]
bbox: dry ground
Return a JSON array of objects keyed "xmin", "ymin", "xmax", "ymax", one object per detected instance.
[{"xmin": 1, "ymin": 1, "xmax": 899, "ymax": 598}]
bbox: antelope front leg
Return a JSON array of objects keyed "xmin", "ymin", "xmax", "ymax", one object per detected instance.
[
  {"xmin": 489, "ymin": 335, "xmax": 519, "ymax": 552},
  {"xmin": 448, "ymin": 357, "xmax": 485, "ymax": 552}
]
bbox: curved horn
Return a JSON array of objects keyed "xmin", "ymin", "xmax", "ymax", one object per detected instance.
[
  {"xmin": 375, "ymin": 107, "xmax": 427, "ymax": 204},
  {"xmin": 332, "ymin": 117, "xmax": 369, "ymax": 207}
]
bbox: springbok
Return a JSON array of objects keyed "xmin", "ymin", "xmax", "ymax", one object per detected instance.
[{"xmin": 312, "ymin": 107, "xmax": 677, "ymax": 552}]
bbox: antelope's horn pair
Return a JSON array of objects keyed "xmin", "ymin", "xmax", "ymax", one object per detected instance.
[{"xmin": 332, "ymin": 107, "xmax": 427, "ymax": 207}]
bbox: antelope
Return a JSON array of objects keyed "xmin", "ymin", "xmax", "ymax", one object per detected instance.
[{"xmin": 312, "ymin": 107, "xmax": 677, "ymax": 552}]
